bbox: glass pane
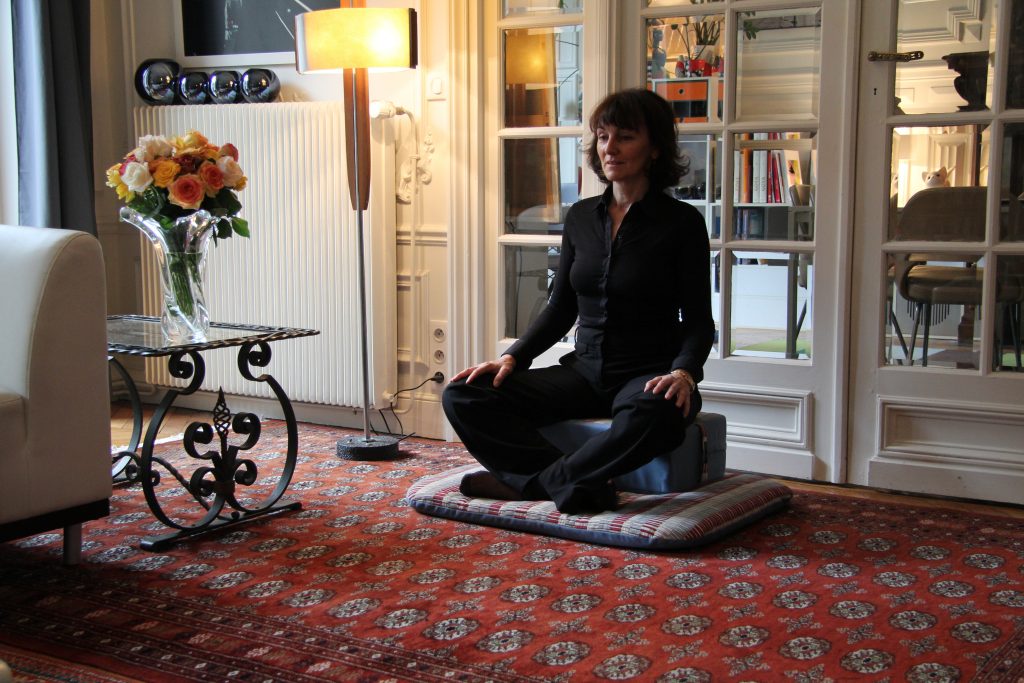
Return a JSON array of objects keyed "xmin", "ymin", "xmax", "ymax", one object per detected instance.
[
  {"xmin": 730, "ymin": 250, "xmax": 813, "ymax": 360},
  {"xmin": 894, "ymin": 0, "xmax": 995, "ymax": 115},
  {"xmin": 504, "ymin": 0, "xmax": 581, "ymax": 16},
  {"xmin": 731, "ymin": 132, "xmax": 816, "ymax": 241},
  {"xmin": 1000, "ymin": 123, "xmax": 1024, "ymax": 241},
  {"xmin": 504, "ymin": 245, "xmax": 576, "ymax": 341},
  {"xmin": 710, "ymin": 250, "xmax": 721, "ymax": 357},
  {"xmin": 504, "ymin": 26, "xmax": 582, "ymax": 128},
  {"xmin": 736, "ymin": 8, "xmax": 821, "ymax": 119},
  {"xmin": 888, "ymin": 125, "xmax": 990, "ymax": 241},
  {"xmin": 504, "ymin": 137, "xmax": 581, "ymax": 235},
  {"xmin": 671, "ymin": 134, "xmax": 722, "ymax": 238},
  {"xmin": 647, "ymin": 0, "xmax": 721, "ymax": 6},
  {"xmin": 993, "ymin": 256, "xmax": 1024, "ymax": 371},
  {"xmin": 1009, "ymin": 0, "xmax": 1024, "ymax": 108},
  {"xmin": 886, "ymin": 253, "xmax": 984, "ymax": 368},
  {"xmin": 646, "ymin": 15, "xmax": 725, "ymax": 123}
]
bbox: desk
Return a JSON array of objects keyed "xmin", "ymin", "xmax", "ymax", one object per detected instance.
[{"xmin": 107, "ymin": 315, "xmax": 319, "ymax": 551}]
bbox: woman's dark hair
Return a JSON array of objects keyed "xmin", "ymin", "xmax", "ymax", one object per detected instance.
[{"xmin": 586, "ymin": 88, "xmax": 687, "ymax": 191}]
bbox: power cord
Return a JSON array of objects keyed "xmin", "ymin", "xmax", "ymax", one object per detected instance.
[{"xmin": 373, "ymin": 372, "xmax": 445, "ymax": 442}]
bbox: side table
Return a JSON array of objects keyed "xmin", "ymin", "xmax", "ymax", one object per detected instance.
[{"xmin": 107, "ymin": 315, "xmax": 319, "ymax": 551}]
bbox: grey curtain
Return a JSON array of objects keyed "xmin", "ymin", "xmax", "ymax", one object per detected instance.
[{"xmin": 12, "ymin": 0, "xmax": 95, "ymax": 234}]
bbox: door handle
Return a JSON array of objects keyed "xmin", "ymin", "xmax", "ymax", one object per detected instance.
[{"xmin": 868, "ymin": 50, "xmax": 924, "ymax": 62}]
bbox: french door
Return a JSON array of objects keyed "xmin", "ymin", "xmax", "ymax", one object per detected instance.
[
  {"xmin": 485, "ymin": 1, "xmax": 861, "ymax": 483},
  {"xmin": 848, "ymin": 0, "xmax": 1024, "ymax": 503}
]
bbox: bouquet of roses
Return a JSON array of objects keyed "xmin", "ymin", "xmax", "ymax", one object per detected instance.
[{"xmin": 105, "ymin": 130, "xmax": 249, "ymax": 239}]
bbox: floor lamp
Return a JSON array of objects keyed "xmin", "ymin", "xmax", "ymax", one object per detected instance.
[{"xmin": 295, "ymin": 5, "xmax": 418, "ymax": 460}]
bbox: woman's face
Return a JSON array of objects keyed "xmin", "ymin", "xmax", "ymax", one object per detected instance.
[{"xmin": 595, "ymin": 123, "xmax": 657, "ymax": 186}]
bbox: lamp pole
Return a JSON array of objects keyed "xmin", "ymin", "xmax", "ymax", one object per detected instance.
[
  {"xmin": 293, "ymin": 4, "xmax": 416, "ymax": 461},
  {"xmin": 335, "ymin": 65, "xmax": 400, "ymax": 461}
]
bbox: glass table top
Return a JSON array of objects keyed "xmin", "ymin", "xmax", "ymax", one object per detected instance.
[{"xmin": 107, "ymin": 315, "xmax": 319, "ymax": 356}]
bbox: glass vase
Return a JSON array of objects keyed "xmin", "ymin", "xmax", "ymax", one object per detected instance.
[{"xmin": 120, "ymin": 206, "xmax": 216, "ymax": 343}]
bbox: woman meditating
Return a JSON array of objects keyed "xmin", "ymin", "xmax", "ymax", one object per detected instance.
[{"xmin": 442, "ymin": 88, "xmax": 714, "ymax": 514}]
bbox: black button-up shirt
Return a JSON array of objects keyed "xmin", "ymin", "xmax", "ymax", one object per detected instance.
[{"xmin": 505, "ymin": 186, "xmax": 715, "ymax": 388}]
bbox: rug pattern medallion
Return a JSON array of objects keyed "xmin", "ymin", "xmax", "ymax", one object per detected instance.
[{"xmin": 1, "ymin": 422, "xmax": 1023, "ymax": 682}]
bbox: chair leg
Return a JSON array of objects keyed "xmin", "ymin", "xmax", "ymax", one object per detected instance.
[
  {"xmin": 63, "ymin": 523, "xmax": 82, "ymax": 565},
  {"xmin": 908, "ymin": 303, "xmax": 922, "ymax": 366},
  {"xmin": 889, "ymin": 306, "xmax": 909, "ymax": 364},
  {"xmin": 921, "ymin": 303, "xmax": 932, "ymax": 367},
  {"xmin": 1012, "ymin": 303, "xmax": 1022, "ymax": 369}
]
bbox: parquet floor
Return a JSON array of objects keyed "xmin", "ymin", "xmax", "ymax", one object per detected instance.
[
  {"xmin": 110, "ymin": 403, "xmax": 1024, "ymax": 521},
  {"xmin": 110, "ymin": 401, "xmax": 203, "ymax": 447}
]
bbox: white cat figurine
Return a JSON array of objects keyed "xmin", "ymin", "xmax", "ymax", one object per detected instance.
[{"xmin": 922, "ymin": 166, "xmax": 953, "ymax": 187}]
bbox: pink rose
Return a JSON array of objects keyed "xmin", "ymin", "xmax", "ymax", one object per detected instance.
[
  {"xmin": 168, "ymin": 174, "xmax": 205, "ymax": 210},
  {"xmin": 218, "ymin": 143, "xmax": 239, "ymax": 161},
  {"xmin": 216, "ymin": 156, "xmax": 245, "ymax": 188}
]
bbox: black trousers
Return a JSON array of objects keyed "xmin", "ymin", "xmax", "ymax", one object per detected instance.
[{"xmin": 441, "ymin": 364, "xmax": 701, "ymax": 512}]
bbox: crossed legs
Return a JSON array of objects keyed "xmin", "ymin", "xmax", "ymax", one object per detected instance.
[{"xmin": 442, "ymin": 365, "xmax": 697, "ymax": 513}]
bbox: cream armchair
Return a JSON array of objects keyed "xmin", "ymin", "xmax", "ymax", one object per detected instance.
[{"xmin": 0, "ymin": 224, "xmax": 111, "ymax": 563}]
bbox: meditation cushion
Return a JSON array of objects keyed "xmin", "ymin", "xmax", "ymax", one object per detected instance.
[
  {"xmin": 538, "ymin": 412, "xmax": 727, "ymax": 494},
  {"xmin": 406, "ymin": 466, "xmax": 792, "ymax": 550}
]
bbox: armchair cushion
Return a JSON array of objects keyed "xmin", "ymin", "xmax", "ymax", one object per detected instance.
[{"xmin": 0, "ymin": 225, "xmax": 110, "ymax": 558}]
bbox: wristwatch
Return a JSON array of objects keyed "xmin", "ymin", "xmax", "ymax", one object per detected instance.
[{"xmin": 671, "ymin": 368, "xmax": 696, "ymax": 392}]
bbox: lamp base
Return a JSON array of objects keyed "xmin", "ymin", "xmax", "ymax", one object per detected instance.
[{"xmin": 336, "ymin": 434, "xmax": 401, "ymax": 461}]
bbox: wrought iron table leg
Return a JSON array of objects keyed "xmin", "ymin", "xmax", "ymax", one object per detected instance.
[
  {"xmin": 109, "ymin": 355, "xmax": 144, "ymax": 482},
  {"xmin": 138, "ymin": 342, "xmax": 302, "ymax": 551}
]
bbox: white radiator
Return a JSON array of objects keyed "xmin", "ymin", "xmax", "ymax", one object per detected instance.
[{"xmin": 132, "ymin": 103, "xmax": 397, "ymax": 409}]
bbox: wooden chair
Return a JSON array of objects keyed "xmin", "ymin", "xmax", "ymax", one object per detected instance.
[{"xmin": 894, "ymin": 187, "xmax": 1024, "ymax": 366}]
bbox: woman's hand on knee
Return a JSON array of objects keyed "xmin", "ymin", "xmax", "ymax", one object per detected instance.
[
  {"xmin": 645, "ymin": 370, "xmax": 695, "ymax": 415},
  {"xmin": 451, "ymin": 355, "xmax": 516, "ymax": 387}
]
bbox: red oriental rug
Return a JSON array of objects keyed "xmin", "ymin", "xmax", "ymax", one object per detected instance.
[{"xmin": 1, "ymin": 421, "xmax": 1023, "ymax": 682}]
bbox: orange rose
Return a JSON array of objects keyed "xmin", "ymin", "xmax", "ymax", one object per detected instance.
[
  {"xmin": 199, "ymin": 162, "xmax": 225, "ymax": 196},
  {"xmin": 173, "ymin": 130, "xmax": 209, "ymax": 153},
  {"xmin": 150, "ymin": 159, "xmax": 181, "ymax": 188},
  {"xmin": 168, "ymin": 174, "xmax": 204, "ymax": 210}
]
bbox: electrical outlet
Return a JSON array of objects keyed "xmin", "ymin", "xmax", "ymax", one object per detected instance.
[{"xmin": 430, "ymin": 319, "xmax": 448, "ymax": 367}]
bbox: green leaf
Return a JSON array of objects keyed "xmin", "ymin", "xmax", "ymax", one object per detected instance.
[
  {"xmin": 218, "ymin": 189, "xmax": 242, "ymax": 215},
  {"xmin": 216, "ymin": 220, "xmax": 232, "ymax": 240},
  {"xmin": 231, "ymin": 217, "xmax": 250, "ymax": 238}
]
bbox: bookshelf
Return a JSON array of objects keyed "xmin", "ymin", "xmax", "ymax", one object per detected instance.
[
  {"xmin": 671, "ymin": 133, "xmax": 723, "ymax": 239},
  {"xmin": 732, "ymin": 133, "xmax": 816, "ymax": 241}
]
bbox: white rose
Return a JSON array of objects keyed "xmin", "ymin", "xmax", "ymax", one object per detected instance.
[
  {"xmin": 217, "ymin": 156, "xmax": 244, "ymax": 188},
  {"xmin": 134, "ymin": 135, "xmax": 173, "ymax": 162},
  {"xmin": 121, "ymin": 161, "xmax": 153, "ymax": 193}
]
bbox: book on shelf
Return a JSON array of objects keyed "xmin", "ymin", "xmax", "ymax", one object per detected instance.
[
  {"xmin": 747, "ymin": 207, "xmax": 764, "ymax": 238},
  {"xmin": 784, "ymin": 149, "xmax": 804, "ymax": 192},
  {"xmin": 734, "ymin": 148, "xmax": 753, "ymax": 204},
  {"xmin": 732, "ymin": 134, "xmax": 814, "ymax": 207},
  {"xmin": 753, "ymin": 134, "xmax": 768, "ymax": 204}
]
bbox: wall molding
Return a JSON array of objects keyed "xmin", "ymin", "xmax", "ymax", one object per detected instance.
[
  {"xmin": 700, "ymin": 382, "xmax": 813, "ymax": 452},
  {"xmin": 869, "ymin": 393, "xmax": 1024, "ymax": 504},
  {"xmin": 396, "ymin": 223, "xmax": 448, "ymax": 247},
  {"xmin": 898, "ymin": 0, "xmax": 984, "ymax": 44},
  {"xmin": 875, "ymin": 395, "xmax": 1024, "ymax": 468}
]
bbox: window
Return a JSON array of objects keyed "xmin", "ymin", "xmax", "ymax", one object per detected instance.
[
  {"xmin": 644, "ymin": 2, "xmax": 822, "ymax": 360},
  {"xmin": 498, "ymin": 7, "xmax": 584, "ymax": 342},
  {"xmin": 493, "ymin": 0, "xmax": 824, "ymax": 363}
]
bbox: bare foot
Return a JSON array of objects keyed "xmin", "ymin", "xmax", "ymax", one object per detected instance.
[{"xmin": 459, "ymin": 471, "xmax": 522, "ymax": 500}]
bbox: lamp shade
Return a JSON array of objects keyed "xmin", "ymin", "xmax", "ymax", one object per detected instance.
[
  {"xmin": 505, "ymin": 31, "xmax": 554, "ymax": 86},
  {"xmin": 295, "ymin": 8, "xmax": 418, "ymax": 73}
]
